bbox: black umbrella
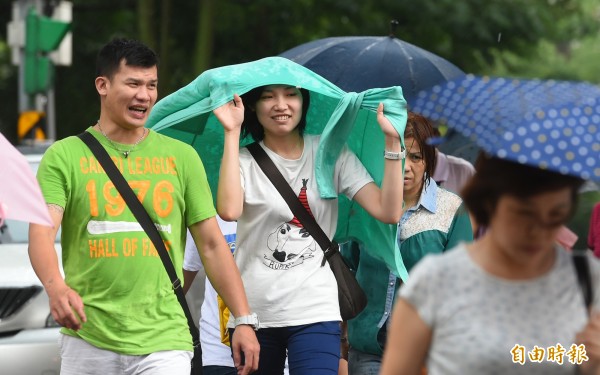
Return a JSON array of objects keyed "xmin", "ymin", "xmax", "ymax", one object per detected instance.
[{"xmin": 279, "ymin": 23, "xmax": 465, "ymax": 106}]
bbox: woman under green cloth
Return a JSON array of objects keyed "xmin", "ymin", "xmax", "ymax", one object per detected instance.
[{"xmin": 213, "ymin": 85, "xmax": 404, "ymax": 375}]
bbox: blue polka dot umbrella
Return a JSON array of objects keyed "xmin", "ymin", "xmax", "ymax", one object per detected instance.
[{"xmin": 412, "ymin": 74, "xmax": 600, "ymax": 181}]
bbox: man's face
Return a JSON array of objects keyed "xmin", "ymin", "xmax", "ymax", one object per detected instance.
[{"xmin": 100, "ymin": 60, "xmax": 158, "ymax": 129}]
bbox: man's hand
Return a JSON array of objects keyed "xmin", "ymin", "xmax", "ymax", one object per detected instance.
[
  {"xmin": 47, "ymin": 282, "xmax": 86, "ymax": 330},
  {"xmin": 231, "ymin": 325, "xmax": 260, "ymax": 374},
  {"xmin": 30, "ymin": 212, "xmax": 86, "ymax": 331}
]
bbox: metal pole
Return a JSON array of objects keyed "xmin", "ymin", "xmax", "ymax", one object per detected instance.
[
  {"xmin": 32, "ymin": 0, "xmax": 54, "ymax": 142},
  {"xmin": 46, "ymin": 88, "xmax": 56, "ymax": 141},
  {"xmin": 14, "ymin": 0, "xmax": 31, "ymax": 112}
]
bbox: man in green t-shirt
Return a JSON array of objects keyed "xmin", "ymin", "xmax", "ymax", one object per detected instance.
[{"xmin": 28, "ymin": 38, "xmax": 259, "ymax": 375}]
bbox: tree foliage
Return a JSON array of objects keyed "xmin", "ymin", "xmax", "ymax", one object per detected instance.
[{"xmin": 1, "ymin": 0, "xmax": 599, "ymax": 141}]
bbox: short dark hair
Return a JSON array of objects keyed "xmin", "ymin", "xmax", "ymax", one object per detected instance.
[
  {"xmin": 462, "ymin": 153, "xmax": 584, "ymax": 226},
  {"xmin": 405, "ymin": 112, "xmax": 437, "ymax": 190},
  {"xmin": 240, "ymin": 86, "xmax": 310, "ymax": 142},
  {"xmin": 96, "ymin": 38, "xmax": 159, "ymax": 79}
]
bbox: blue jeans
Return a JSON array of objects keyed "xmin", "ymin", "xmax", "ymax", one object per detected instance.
[
  {"xmin": 230, "ymin": 321, "xmax": 340, "ymax": 375},
  {"xmin": 347, "ymin": 348, "xmax": 382, "ymax": 375},
  {"xmin": 203, "ymin": 365, "xmax": 237, "ymax": 375}
]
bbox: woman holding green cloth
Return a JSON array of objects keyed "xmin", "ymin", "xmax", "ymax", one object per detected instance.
[{"xmin": 213, "ymin": 84, "xmax": 404, "ymax": 374}]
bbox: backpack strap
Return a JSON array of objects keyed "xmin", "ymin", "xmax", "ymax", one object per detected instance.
[{"xmin": 572, "ymin": 250, "xmax": 592, "ymax": 311}]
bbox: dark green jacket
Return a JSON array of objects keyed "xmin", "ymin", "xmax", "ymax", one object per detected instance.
[{"xmin": 343, "ymin": 180, "xmax": 473, "ymax": 355}]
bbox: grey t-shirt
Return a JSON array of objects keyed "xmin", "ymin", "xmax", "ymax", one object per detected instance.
[{"xmin": 400, "ymin": 244, "xmax": 600, "ymax": 375}]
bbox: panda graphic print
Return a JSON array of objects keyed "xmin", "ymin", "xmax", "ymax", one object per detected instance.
[
  {"xmin": 263, "ymin": 178, "xmax": 318, "ymax": 270},
  {"xmin": 232, "ymin": 136, "xmax": 374, "ymax": 327}
]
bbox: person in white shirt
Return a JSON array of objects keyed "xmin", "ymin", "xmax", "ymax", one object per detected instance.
[
  {"xmin": 183, "ymin": 217, "xmax": 290, "ymax": 375},
  {"xmin": 432, "ymin": 150, "xmax": 475, "ymax": 194},
  {"xmin": 213, "ymin": 85, "xmax": 403, "ymax": 374},
  {"xmin": 430, "ymin": 126, "xmax": 475, "ymax": 195},
  {"xmin": 183, "ymin": 217, "xmax": 238, "ymax": 375}
]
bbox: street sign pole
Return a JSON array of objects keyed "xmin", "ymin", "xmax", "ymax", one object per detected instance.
[
  {"xmin": 45, "ymin": 1, "xmax": 72, "ymax": 142},
  {"xmin": 47, "ymin": 85, "xmax": 56, "ymax": 140},
  {"xmin": 10, "ymin": 1, "xmax": 30, "ymax": 114}
]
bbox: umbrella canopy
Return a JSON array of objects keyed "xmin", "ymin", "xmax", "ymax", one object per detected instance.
[
  {"xmin": 279, "ymin": 35, "xmax": 465, "ymax": 106},
  {"xmin": 146, "ymin": 56, "xmax": 410, "ymax": 279},
  {"xmin": 412, "ymin": 75, "xmax": 600, "ymax": 181},
  {"xmin": 0, "ymin": 133, "xmax": 53, "ymax": 227}
]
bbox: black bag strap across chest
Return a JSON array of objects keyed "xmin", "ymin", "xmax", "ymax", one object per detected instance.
[
  {"xmin": 572, "ymin": 251, "xmax": 593, "ymax": 311},
  {"xmin": 246, "ymin": 142, "xmax": 338, "ymax": 265},
  {"xmin": 78, "ymin": 131, "xmax": 200, "ymax": 349}
]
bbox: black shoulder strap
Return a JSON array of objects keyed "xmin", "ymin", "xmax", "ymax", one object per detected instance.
[
  {"xmin": 78, "ymin": 131, "xmax": 200, "ymax": 347},
  {"xmin": 572, "ymin": 251, "xmax": 593, "ymax": 312},
  {"xmin": 246, "ymin": 142, "xmax": 336, "ymax": 265}
]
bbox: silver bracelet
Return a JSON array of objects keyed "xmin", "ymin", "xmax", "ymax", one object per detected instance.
[{"xmin": 383, "ymin": 149, "xmax": 406, "ymax": 160}]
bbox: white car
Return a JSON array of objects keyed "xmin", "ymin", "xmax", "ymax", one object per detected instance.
[{"xmin": 0, "ymin": 148, "xmax": 62, "ymax": 375}]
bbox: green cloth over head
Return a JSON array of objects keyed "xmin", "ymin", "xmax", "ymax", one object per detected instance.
[{"xmin": 146, "ymin": 56, "xmax": 409, "ymax": 280}]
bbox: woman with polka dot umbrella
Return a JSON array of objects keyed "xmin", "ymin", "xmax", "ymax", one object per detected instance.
[
  {"xmin": 411, "ymin": 74, "xmax": 600, "ymax": 182},
  {"xmin": 380, "ymin": 75, "xmax": 600, "ymax": 375}
]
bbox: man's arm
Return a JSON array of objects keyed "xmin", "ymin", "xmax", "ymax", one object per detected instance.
[
  {"xmin": 189, "ymin": 216, "xmax": 259, "ymax": 374},
  {"xmin": 28, "ymin": 205, "xmax": 86, "ymax": 330}
]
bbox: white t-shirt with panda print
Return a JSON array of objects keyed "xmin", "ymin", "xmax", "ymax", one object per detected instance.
[{"xmin": 230, "ymin": 135, "xmax": 373, "ymax": 328}]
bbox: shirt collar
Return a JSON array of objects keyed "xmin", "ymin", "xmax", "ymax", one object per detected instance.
[
  {"xmin": 399, "ymin": 177, "xmax": 438, "ymax": 232},
  {"xmin": 416, "ymin": 177, "xmax": 438, "ymax": 214}
]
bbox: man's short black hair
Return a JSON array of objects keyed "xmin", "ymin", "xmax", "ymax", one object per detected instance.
[{"xmin": 96, "ymin": 38, "xmax": 159, "ymax": 79}]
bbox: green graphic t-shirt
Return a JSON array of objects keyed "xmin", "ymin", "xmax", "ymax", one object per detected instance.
[{"xmin": 37, "ymin": 128, "xmax": 216, "ymax": 354}]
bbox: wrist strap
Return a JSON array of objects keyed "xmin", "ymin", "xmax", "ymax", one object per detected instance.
[{"xmin": 78, "ymin": 131, "xmax": 200, "ymax": 348}]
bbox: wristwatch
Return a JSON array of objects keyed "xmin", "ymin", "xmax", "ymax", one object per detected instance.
[
  {"xmin": 234, "ymin": 313, "xmax": 260, "ymax": 330},
  {"xmin": 383, "ymin": 149, "xmax": 406, "ymax": 160}
]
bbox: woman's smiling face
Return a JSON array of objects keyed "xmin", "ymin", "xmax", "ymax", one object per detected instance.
[{"xmin": 255, "ymin": 85, "xmax": 303, "ymax": 137}]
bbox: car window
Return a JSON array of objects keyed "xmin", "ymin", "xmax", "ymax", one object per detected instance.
[{"xmin": 0, "ymin": 219, "xmax": 32, "ymax": 243}]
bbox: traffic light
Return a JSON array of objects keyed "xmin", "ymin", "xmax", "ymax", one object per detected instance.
[{"xmin": 24, "ymin": 6, "xmax": 70, "ymax": 95}]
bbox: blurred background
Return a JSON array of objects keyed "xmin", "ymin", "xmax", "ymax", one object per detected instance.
[
  {"xmin": 2, "ymin": 0, "xmax": 600, "ymax": 143},
  {"xmin": 1, "ymin": 0, "xmax": 600, "ymax": 251},
  {"xmin": 1, "ymin": 3, "xmax": 600, "ymax": 371}
]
